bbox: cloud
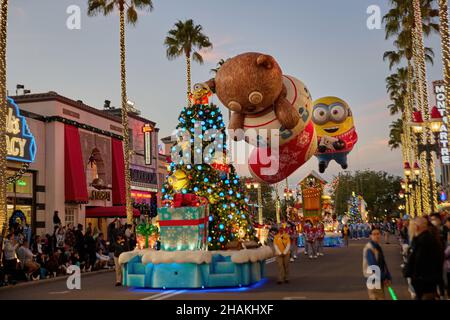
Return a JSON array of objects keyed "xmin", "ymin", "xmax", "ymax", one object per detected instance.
[
  {"xmin": 11, "ymin": 5, "xmax": 26, "ymax": 18},
  {"xmin": 198, "ymin": 35, "xmax": 235, "ymax": 63}
]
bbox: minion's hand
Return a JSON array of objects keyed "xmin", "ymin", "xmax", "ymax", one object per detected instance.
[
  {"xmin": 333, "ymin": 140, "xmax": 345, "ymax": 150},
  {"xmin": 318, "ymin": 145, "xmax": 327, "ymax": 153}
]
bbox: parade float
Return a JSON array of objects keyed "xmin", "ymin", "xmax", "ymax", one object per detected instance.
[
  {"xmin": 120, "ymin": 55, "xmax": 283, "ymax": 288},
  {"xmin": 297, "ymin": 171, "xmax": 343, "ymax": 247}
]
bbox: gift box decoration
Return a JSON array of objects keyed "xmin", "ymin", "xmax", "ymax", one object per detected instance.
[{"xmin": 158, "ymin": 202, "xmax": 209, "ymax": 251}]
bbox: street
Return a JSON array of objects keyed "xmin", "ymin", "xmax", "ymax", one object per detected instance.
[{"xmin": 0, "ymin": 239, "xmax": 410, "ymax": 300}]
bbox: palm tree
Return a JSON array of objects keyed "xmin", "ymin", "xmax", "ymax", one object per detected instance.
[
  {"xmin": 164, "ymin": 19, "xmax": 212, "ymax": 105},
  {"xmin": 388, "ymin": 118, "xmax": 404, "ymax": 150},
  {"xmin": 437, "ymin": 0, "xmax": 450, "ymax": 120},
  {"xmin": 385, "ymin": 68, "xmax": 410, "ymax": 115},
  {"xmin": 210, "ymin": 58, "xmax": 226, "ymax": 75},
  {"xmin": 87, "ymin": 0, "xmax": 154, "ymax": 224},
  {"xmin": 0, "ymin": 0, "xmax": 9, "ymax": 234},
  {"xmin": 383, "ymin": 0, "xmax": 438, "ymax": 70}
]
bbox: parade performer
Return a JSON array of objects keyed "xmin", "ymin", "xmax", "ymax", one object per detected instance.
[
  {"xmin": 305, "ymin": 220, "xmax": 317, "ymax": 259},
  {"xmin": 274, "ymin": 227, "xmax": 291, "ymax": 284},
  {"xmin": 316, "ymin": 221, "xmax": 325, "ymax": 256},
  {"xmin": 289, "ymin": 223, "xmax": 299, "ymax": 262},
  {"xmin": 342, "ymin": 224, "xmax": 350, "ymax": 247},
  {"xmin": 312, "ymin": 97, "xmax": 358, "ymax": 173}
]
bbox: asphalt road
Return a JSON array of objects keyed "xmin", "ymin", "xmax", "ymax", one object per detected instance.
[{"xmin": 0, "ymin": 238, "xmax": 410, "ymax": 300}]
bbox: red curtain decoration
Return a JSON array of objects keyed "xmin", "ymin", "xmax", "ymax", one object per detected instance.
[
  {"xmin": 85, "ymin": 206, "xmax": 140, "ymax": 218},
  {"xmin": 111, "ymin": 138, "xmax": 126, "ymax": 205},
  {"xmin": 64, "ymin": 124, "xmax": 89, "ymax": 203}
]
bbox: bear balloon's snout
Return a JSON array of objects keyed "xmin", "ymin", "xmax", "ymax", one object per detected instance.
[{"xmin": 248, "ymin": 91, "xmax": 263, "ymax": 105}]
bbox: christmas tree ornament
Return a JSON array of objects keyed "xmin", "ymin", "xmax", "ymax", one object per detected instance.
[{"xmin": 168, "ymin": 169, "xmax": 189, "ymax": 191}]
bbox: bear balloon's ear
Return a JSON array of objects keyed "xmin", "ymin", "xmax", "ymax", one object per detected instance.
[
  {"xmin": 256, "ymin": 54, "xmax": 275, "ymax": 69},
  {"xmin": 205, "ymin": 78, "xmax": 216, "ymax": 93}
]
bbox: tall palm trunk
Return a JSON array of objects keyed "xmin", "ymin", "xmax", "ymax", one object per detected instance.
[
  {"xmin": 412, "ymin": 0, "xmax": 438, "ymax": 214},
  {"xmin": 119, "ymin": 3, "xmax": 132, "ymax": 224},
  {"xmin": 186, "ymin": 54, "xmax": 191, "ymax": 107},
  {"xmin": 0, "ymin": 0, "xmax": 9, "ymax": 234},
  {"xmin": 438, "ymin": 0, "xmax": 450, "ymax": 132}
]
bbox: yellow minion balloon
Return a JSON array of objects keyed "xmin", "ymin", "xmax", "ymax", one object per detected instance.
[{"xmin": 312, "ymin": 97, "xmax": 358, "ymax": 173}]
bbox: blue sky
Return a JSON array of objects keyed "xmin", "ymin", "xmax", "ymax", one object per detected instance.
[{"xmin": 7, "ymin": 0, "xmax": 446, "ymax": 184}]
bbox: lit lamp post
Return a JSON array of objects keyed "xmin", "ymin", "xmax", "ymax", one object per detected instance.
[
  {"xmin": 246, "ymin": 180, "xmax": 263, "ymax": 225},
  {"xmin": 401, "ymin": 162, "xmax": 418, "ymax": 217},
  {"xmin": 410, "ymin": 108, "xmax": 443, "ymax": 214}
]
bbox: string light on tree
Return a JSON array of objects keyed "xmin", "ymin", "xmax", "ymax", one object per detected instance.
[{"xmin": 0, "ymin": 0, "xmax": 9, "ymax": 232}]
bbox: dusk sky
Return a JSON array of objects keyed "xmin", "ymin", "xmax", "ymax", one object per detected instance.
[{"xmin": 7, "ymin": 0, "xmax": 446, "ymax": 186}]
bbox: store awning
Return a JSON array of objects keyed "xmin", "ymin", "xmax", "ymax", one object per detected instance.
[
  {"xmin": 111, "ymin": 138, "xmax": 126, "ymax": 205},
  {"xmin": 64, "ymin": 124, "xmax": 89, "ymax": 203},
  {"xmin": 85, "ymin": 206, "xmax": 140, "ymax": 218}
]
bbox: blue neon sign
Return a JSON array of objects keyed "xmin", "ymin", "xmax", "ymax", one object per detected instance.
[{"xmin": 6, "ymin": 97, "xmax": 37, "ymax": 163}]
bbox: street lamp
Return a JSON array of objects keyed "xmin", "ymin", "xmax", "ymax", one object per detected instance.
[
  {"xmin": 409, "ymin": 109, "xmax": 441, "ymax": 214},
  {"xmin": 245, "ymin": 180, "xmax": 263, "ymax": 225},
  {"xmin": 404, "ymin": 162, "xmax": 412, "ymax": 177}
]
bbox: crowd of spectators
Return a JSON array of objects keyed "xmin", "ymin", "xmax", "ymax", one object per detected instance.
[{"xmin": 0, "ymin": 211, "xmax": 136, "ymax": 286}]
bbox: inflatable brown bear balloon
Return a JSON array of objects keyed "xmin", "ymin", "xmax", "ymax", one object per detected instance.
[{"xmin": 206, "ymin": 52, "xmax": 301, "ymax": 134}]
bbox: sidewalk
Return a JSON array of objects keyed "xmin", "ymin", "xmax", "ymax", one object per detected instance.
[{"xmin": 0, "ymin": 268, "xmax": 114, "ymax": 291}]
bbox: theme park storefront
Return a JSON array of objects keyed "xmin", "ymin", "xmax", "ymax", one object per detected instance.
[
  {"xmin": 6, "ymin": 98, "xmax": 39, "ymax": 234},
  {"xmin": 11, "ymin": 92, "xmax": 158, "ymax": 236}
]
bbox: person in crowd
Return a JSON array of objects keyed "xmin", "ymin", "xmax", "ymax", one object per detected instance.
[
  {"xmin": 74, "ymin": 224, "xmax": 85, "ymax": 264},
  {"xmin": 404, "ymin": 217, "xmax": 445, "ymax": 300},
  {"xmin": 316, "ymin": 221, "xmax": 325, "ymax": 256},
  {"xmin": 2, "ymin": 233, "xmax": 19, "ymax": 284},
  {"xmin": 53, "ymin": 211, "xmax": 61, "ymax": 227},
  {"xmin": 400, "ymin": 219, "xmax": 410, "ymax": 245},
  {"xmin": 96, "ymin": 248, "xmax": 110, "ymax": 269},
  {"xmin": 65, "ymin": 224, "xmax": 76, "ymax": 249},
  {"xmin": 86, "ymin": 223, "xmax": 93, "ymax": 238},
  {"xmin": 45, "ymin": 251, "xmax": 61, "ymax": 278},
  {"xmin": 84, "ymin": 229, "xmax": 97, "ymax": 271},
  {"xmin": 96, "ymin": 233, "xmax": 108, "ymax": 254},
  {"xmin": 108, "ymin": 218, "xmax": 119, "ymax": 243},
  {"xmin": 16, "ymin": 240, "xmax": 40, "ymax": 280},
  {"xmin": 430, "ymin": 213, "xmax": 446, "ymax": 247},
  {"xmin": 382, "ymin": 218, "xmax": 391, "ymax": 244},
  {"xmin": 112, "ymin": 234, "xmax": 128, "ymax": 287},
  {"xmin": 342, "ymin": 224, "xmax": 350, "ymax": 247},
  {"xmin": 273, "ymin": 227, "xmax": 291, "ymax": 284},
  {"xmin": 125, "ymin": 224, "xmax": 133, "ymax": 239},
  {"xmin": 129, "ymin": 232, "xmax": 137, "ymax": 251},
  {"xmin": 444, "ymin": 232, "xmax": 450, "ymax": 299},
  {"xmin": 55, "ymin": 226, "xmax": 65, "ymax": 252},
  {"xmin": 443, "ymin": 217, "xmax": 450, "ymax": 244},
  {"xmin": 363, "ymin": 227, "xmax": 392, "ymax": 300}
]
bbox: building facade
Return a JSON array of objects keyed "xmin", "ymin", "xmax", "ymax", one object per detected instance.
[{"xmin": 8, "ymin": 92, "xmax": 159, "ymax": 236}]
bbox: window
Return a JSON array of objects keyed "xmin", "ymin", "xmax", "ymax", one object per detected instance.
[
  {"xmin": 65, "ymin": 206, "xmax": 78, "ymax": 226},
  {"xmin": 6, "ymin": 171, "xmax": 33, "ymax": 196}
]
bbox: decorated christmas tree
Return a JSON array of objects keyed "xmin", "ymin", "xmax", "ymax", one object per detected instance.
[
  {"xmin": 162, "ymin": 90, "xmax": 257, "ymax": 250},
  {"xmin": 347, "ymin": 191, "xmax": 362, "ymax": 224}
]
